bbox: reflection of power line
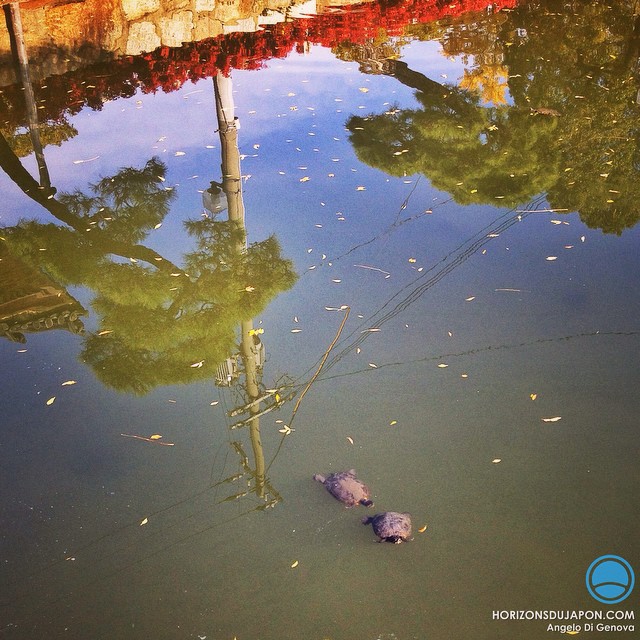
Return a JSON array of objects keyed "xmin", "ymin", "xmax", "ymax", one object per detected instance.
[
  {"xmin": 304, "ymin": 196, "xmax": 545, "ymax": 381},
  {"xmin": 316, "ymin": 330, "xmax": 640, "ymax": 383}
]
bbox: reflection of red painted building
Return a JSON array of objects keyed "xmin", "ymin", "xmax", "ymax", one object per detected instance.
[{"xmin": 1, "ymin": 0, "xmax": 517, "ymax": 133}]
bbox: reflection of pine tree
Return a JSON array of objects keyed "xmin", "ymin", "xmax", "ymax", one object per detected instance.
[
  {"xmin": 4, "ymin": 159, "xmax": 297, "ymax": 393},
  {"xmin": 505, "ymin": 0, "xmax": 640, "ymax": 233},
  {"xmin": 347, "ymin": 60, "xmax": 559, "ymax": 208}
]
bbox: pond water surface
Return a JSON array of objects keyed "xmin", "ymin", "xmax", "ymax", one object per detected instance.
[{"xmin": 1, "ymin": 2, "xmax": 639, "ymax": 639}]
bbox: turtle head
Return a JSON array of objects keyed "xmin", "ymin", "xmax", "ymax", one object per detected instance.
[
  {"xmin": 385, "ymin": 536, "xmax": 405, "ymax": 544},
  {"xmin": 312, "ymin": 474, "xmax": 326, "ymax": 484},
  {"xmin": 359, "ymin": 498, "xmax": 374, "ymax": 507}
]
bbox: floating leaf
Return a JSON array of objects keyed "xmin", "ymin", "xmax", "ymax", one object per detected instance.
[
  {"xmin": 546, "ymin": 256, "xmax": 558, "ymax": 261},
  {"xmin": 542, "ymin": 416, "xmax": 562, "ymax": 423},
  {"xmin": 291, "ymin": 329, "xmax": 302, "ymax": 333},
  {"xmin": 149, "ymin": 434, "xmax": 162, "ymax": 440},
  {"xmin": 368, "ymin": 363, "xmax": 378, "ymax": 368},
  {"xmin": 437, "ymin": 363, "xmax": 448, "ymax": 368},
  {"xmin": 140, "ymin": 517, "xmax": 148, "ymax": 526},
  {"xmin": 530, "ymin": 393, "xmax": 537, "ymax": 401},
  {"xmin": 346, "ymin": 436, "xmax": 354, "ymax": 445},
  {"xmin": 61, "ymin": 380, "xmax": 77, "ymax": 386},
  {"xmin": 291, "ymin": 560, "xmax": 299, "ymax": 568},
  {"xmin": 300, "ymin": 176, "xmax": 310, "ymax": 182},
  {"xmin": 190, "ymin": 360, "xmax": 204, "ymax": 368},
  {"xmin": 389, "ymin": 420, "xmax": 398, "ymax": 426},
  {"xmin": 418, "ymin": 525, "xmax": 428, "ymax": 533},
  {"xmin": 465, "ymin": 296, "xmax": 476, "ymax": 302},
  {"xmin": 492, "ymin": 459, "xmax": 502, "ymax": 464},
  {"xmin": 210, "ymin": 401, "xmax": 219, "ymax": 406},
  {"xmin": 46, "ymin": 396, "xmax": 56, "ymax": 406},
  {"xmin": 97, "ymin": 330, "xmax": 113, "ymax": 336}
]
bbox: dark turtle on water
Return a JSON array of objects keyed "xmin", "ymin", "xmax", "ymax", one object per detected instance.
[
  {"xmin": 312, "ymin": 469, "xmax": 373, "ymax": 508},
  {"xmin": 362, "ymin": 511, "xmax": 412, "ymax": 543}
]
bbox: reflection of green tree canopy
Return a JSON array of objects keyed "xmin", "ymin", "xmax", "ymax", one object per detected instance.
[
  {"xmin": 4, "ymin": 159, "xmax": 297, "ymax": 393},
  {"xmin": 504, "ymin": 0, "xmax": 640, "ymax": 234},
  {"xmin": 347, "ymin": 60, "xmax": 559, "ymax": 208},
  {"xmin": 348, "ymin": 0, "xmax": 640, "ymax": 233}
]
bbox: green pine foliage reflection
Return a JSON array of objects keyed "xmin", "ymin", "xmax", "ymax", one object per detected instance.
[
  {"xmin": 346, "ymin": 0, "xmax": 640, "ymax": 233},
  {"xmin": 6, "ymin": 158, "xmax": 297, "ymax": 393}
]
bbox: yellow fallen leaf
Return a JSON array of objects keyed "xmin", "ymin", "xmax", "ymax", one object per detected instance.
[
  {"xmin": 530, "ymin": 393, "xmax": 537, "ymax": 401},
  {"xmin": 542, "ymin": 416, "xmax": 562, "ymax": 422},
  {"xmin": 140, "ymin": 517, "xmax": 148, "ymax": 526},
  {"xmin": 465, "ymin": 296, "xmax": 476, "ymax": 302},
  {"xmin": 492, "ymin": 459, "xmax": 502, "ymax": 464},
  {"xmin": 61, "ymin": 380, "xmax": 77, "ymax": 386},
  {"xmin": 150, "ymin": 434, "xmax": 163, "ymax": 440},
  {"xmin": 546, "ymin": 256, "xmax": 558, "ymax": 261},
  {"xmin": 418, "ymin": 525, "xmax": 428, "ymax": 533},
  {"xmin": 300, "ymin": 176, "xmax": 310, "ymax": 182},
  {"xmin": 98, "ymin": 330, "xmax": 113, "ymax": 336},
  {"xmin": 346, "ymin": 436, "xmax": 354, "ymax": 445},
  {"xmin": 46, "ymin": 396, "xmax": 56, "ymax": 406},
  {"xmin": 437, "ymin": 363, "xmax": 448, "ymax": 368},
  {"xmin": 190, "ymin": 361, "xmax": 204, "ymax": 368},
  {"xmin": 291, "ymin": 329, "xmax": 302, "ymax": 333},
  {"xmin": 368, "ymin": 363, "xmax": 378, "ymax": 368},
  {"xmin": 389, "ymin": 420, "xmax": 398, "ymax": 426},
  {"xmin": 291, "ymin": 560, "xmax": 299, "ymax": 568}
]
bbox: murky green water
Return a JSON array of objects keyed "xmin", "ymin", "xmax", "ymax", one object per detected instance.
[{"xmin": 1, "ymin": 2, "xmax": 639, "ymax": 639}]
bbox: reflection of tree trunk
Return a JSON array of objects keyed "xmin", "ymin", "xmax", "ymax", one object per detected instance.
[
  {"xmin": 214, "ymin": 73, "xmax": 265, "ymax": 497},
  {"xmin": 0, "ymin": 132, "xmax": 182, "ymax": 273},
  {"xmin": 3, "ymin": 3, "xmax": 52, "ymax": 191},
  {"xmin": 385, "ymin": 59, "xmax": 474, "ymax": 115}
]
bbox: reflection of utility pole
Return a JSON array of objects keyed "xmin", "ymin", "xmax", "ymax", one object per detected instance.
[
  {"xmin": 3, "ymin": 3, "xmax": 54, "ymax": 194},
  {"xmin": 211, "ymin": 72, "xmax": 266, "ymax": 498}
]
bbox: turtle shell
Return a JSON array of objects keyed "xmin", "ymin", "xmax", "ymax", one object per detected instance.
[
  {"xmin": 313, "ymin": 469, "xmax": 373, "ymax": 508},
  {"xmin": 362, "ymin": 511, "xmax": 412, "ymax": 543}
]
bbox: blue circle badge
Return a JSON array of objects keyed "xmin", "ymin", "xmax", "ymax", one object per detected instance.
[{"xmin": 586, "ymin": 555, "xmax": 635, "ymax": 604}]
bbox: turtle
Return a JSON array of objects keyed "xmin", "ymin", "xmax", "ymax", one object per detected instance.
[
  {"xmin": 312, "ymin": 469, "xmax": 373, "ymax": 508},
  {"xmin": 362, "ymin": 511, "xmax": 412, "ymax": 543}
]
